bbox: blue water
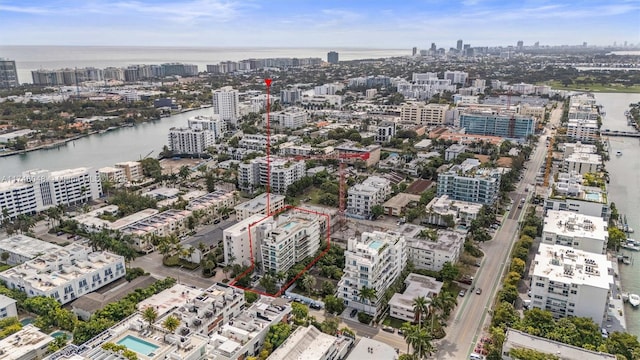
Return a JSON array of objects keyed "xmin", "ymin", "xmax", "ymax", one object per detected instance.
[
  {"xmin": 20, "ymin": 318, "xmax": 34, "ymax": 326},
  {"xmin": 282, "ymin": 221, "xmax": 298, "ymax": 230},
  {"xmin": 50, "ymin": 331, "xmax": 68, "ymax": 340},
  {"xmin": 585, "ymin": 192, "xmax": 601, "ymax": 201},
  {"xmin": 369, "ymin": 240, "xmax": 384, "ymax": 250},
  {"xmin": 117, "ymin": 335, "xmax": 159, "ymax": 356}
]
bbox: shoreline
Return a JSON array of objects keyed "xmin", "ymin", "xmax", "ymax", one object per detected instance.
[{"xmin": 0, "ymin": 107, "xmax": 207, "ymax": 159}]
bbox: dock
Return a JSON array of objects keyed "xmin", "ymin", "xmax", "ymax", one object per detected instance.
[{"xmin": 607, "ymin": 255, "xmax": 628, "ymax": 333}]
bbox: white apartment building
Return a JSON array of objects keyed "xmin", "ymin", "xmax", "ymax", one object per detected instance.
[
  {"xmin": 444, "ymin": 70, "xmax": 468, "ymax": 85},
  {"xmin": 0, "ymin": 167, "xmax": 102, "ymax": 220},
  {"xmin": 208, "ymin": 297, "xmax": 291, "ymax": 360},
  {"xmin": 300, "ymin": 94, "xmax": 342, "ymax": 108},
  {"xmin": 0, "ymin": 324, "xmax": 53, "ymax": 360},
  {"xmin": 437, "ymin": 159, "xmax": 502, "ymax": 205},
  {"xmin": 186, "ymin": 190, "xmax": 237, "ymax": 219},
  {"xmin": 401, "ymin": 225, "xmax": 466, "ymax": 271},
  {"xmin": 424, "ymin": 195, "xmax": 482, "ymax": 227},
  {"xmin": 338, "ymin": 231, "xmax": 407, "ymax": 316},
  {"xmin": 545, "ymin": 172, "xmax": 609, "ymax": 220},
  {"xmin": 0, "ymin": 294, "xmax": 17, "ymax": 319},
  {"xmin": 501, "ymin": 328, "xmax": 617, "ymax": 360},
  {"xmin": 98, "ymin": 166, "xmax": 126, "ymax": 185},
  {"xmin": 188, "ymin": 115, "xmax": 227, "ymax": 140},
  {"xmin": 259, "ymin": 211, "xmax": 321, "ymax": 273},
  {"xmin": 346, "ymin": 176, "xmax": 391, "ymax": 219},
  {"xmin": 563, "ymin": 142, "xmax": 597, "ymax": 159},
  {"xmin": 530, "ymin": 244, "xmax": 613, "ymax": 325},
  {"xmin": 238, "ymin": 157, "xmax": 306, "ymax": 194},
  {"xmin": 270, "ymin": 108, "xmax": 308, "ymax": 129},
  {"xmin": 267, "ymin": 326, "xmax": 352, "ymax": 360},
  {"xmin": 238, "ymin": 134, "xmax": 287, "ymax": 151},
  {"xmin": 445, "ymin": 143, "xmax": 466, "ymax": 161},
  {"xmin": 542, "ymin": 210, "xmax": 608, "ymax": 254},
  {"xmin": 121, "ymin": 209, "xmax": 192, "ymax": 252},
  {"xmin": 278, "ymin": 143, "xmax": 315, "ymax": 157},
  {"xmin": 401, "ymin": 103, "xmax": 447, "ymax": 125},
  {"xmin": 397, "ymin": 80, "xmax": 456, "ymax": 101},
  {"xmin": 223, "ymin": 214, "xmax": 269, "ymax": 266},
  {"xmin": 314, "ymin": 83, "xmax": 344, "ymax": 95},
  {"xmin": 374, "ymin": 122, "xmax": 396, "ymax": 143},
  {"xmin": 0, "ymin": 234, "xmax": 62, "ymax": 265},
  {"xmin": 234, "ymin": 193, "xmax": 286, "ymax": 221},
  {"xmin": 168, "ymin": 127, "xmax": 217, "ymax": 155},
  {"xmin": 567, "ymin": 119, "xmax": 599, "ymax": 143},
  {"xmin": 564, "ymin": 152, "xmax": 601, "ymax": 175},
  {"xmin": 0, "ymin": 244, "xmax": 126, "ymax": 305},
  {"xmin": 213, "ymin": 86, "xmax": 240, "ymax": 126},
  {"xmin": 114, "ymin": 161, "xmax": 143, "ymax": 182},
  {"xmin": 389, "ymin": 274, "xmax": 443, "ymax": 322}
]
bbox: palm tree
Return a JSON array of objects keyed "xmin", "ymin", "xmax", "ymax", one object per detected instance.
[
  {"xmin": 275, "ymin": 271, "xmax": 287, "ymax": 285},
  {"xmin": 142, "ymin": 307, "xmax": 158, "ymax": 328},
  {"xmin": 400, "ymin": 322, "xmax": 415, "ymax": 354},
  {"xmin": 434, "ymin": 291, "xmax": 457, "ymax": 319},
  {"xmin": 410, "ymin": 326, "xmax": 434, "ymax": 359},
  {"xmin": 162, "ymin": 315, "xmax": 180, "ymax": 333},
  {"xmin": 301, "ymin": 274, "xmax": 316, "ymax": 297},
  {"xmin": 358, "ymin": 286, "xmax": 377, "ymax": 314},
  {"xmin": 412, "ymin": 296, "xmax": 430, "ymax": 328}
]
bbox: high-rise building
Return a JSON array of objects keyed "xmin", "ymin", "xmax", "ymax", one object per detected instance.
[
  {"xmin": 457, "ymin": 39, "xmax": 463, "ymax": 51},
  {"xmin": 168, "ymin": 127, "xmax": 216, "ymax": 155},
  {"xmin": 430, "ymin": 43, "xmax": 437, "ymax": 53},
  {"xmin": 0, "ymin": 59, "xmax": 19, "ymax": 88},
  {"xmin": 212, "ymin": 86, "xmax": 240, "ymax": 126},
  {"xmin": 412, "ymin": 47, "xmax": 417, "ymax": 56},
  {"xmin": 327, "ymin": 51, "xmax": 339, "ymax": 64},
  {"xmin": 517, "ymin": 40, "xmax": 524, "ymax": 50},
  {"xmin": 238, "ymin": 157, "xmax": 306, "ymax": 194},
  {"xmin": 459, "ymin": 111, "xmax": 536, "ymax": 139},
  {"xmin": 400, "ymin": 103, "xmax": 448, "ymax": 125}
]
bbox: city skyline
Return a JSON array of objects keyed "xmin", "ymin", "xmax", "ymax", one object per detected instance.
[{"xmin": 0, "ymin": 0, "xmax": 638, "ymax": 48}]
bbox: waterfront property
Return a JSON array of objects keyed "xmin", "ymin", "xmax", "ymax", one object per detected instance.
[
  {"xmin": 0, "ymin": 324, "xmax": 53, "ymax": 360},
  {"xmin": 530, "ymin": 244, "xmax": 613, "ymax": 326},
  {"xmin": 338, "ymin": 231, "xmax": 407, "ymax": 316},
  {"xmin": 389, "ymin": 274, "xmax": 443, "ymax": 322},
  {"xmin": 0, "ymin": 244, "xmax": 126, "ymax": 305},
  {"xmin": 266, "ymin": 325, "xmax": 353, "ymax": 360},
  {"xmin": 545, "ymin": 171, "xmax": 609, "ymax": 221},
  {"xmin": 436, "ymin": 159, "xmax": 502, "ymax": 205},
  {"xmin": 0, "ymin": 234, "xmax": 62, "ymax": 265},
  {"xmin": 114, "ymin": 161, "xmax": 143, "ymax": 182},
  {"xmin": 542, "ymin": 210, "xmax": 609, "ymax": 254},
  {"xmin": 564, "ymin": 153, "xmax": 602, "ymax": 175},
  {"xmin": 501, "ymin": 328, "xmax": 616, "ymax": 360},
  {"xmin": 0, "ymin": 167, "xmax": 102, "ymax": 219}
]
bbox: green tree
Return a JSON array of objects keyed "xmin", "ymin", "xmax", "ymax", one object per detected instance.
[
  {"xmin": 439, "ymin": 262, "xmax": 459, "ymax": 282},
  {"xmin": 162, "ymin": 315, "xmax": 180, "ymax": 333},
  {"xmin": 140, "ymin": 158, "xmax": 163, "ymax": 179},
  {"xmin": 264, "ymin": 323, "xmax": 291, "ymax": 351},
  {"xmin": 412, "ymin": 296, "xmax": 430, "ymax": 328},
  {"xmin": 491, "ymin": 301, "xmax": 519, "ymax": 328},
  {"xmin": 497, "ymin": 284, "xmax": 519, "ymax": 305},
  {"xmin": 371, "ymin": 205, "xmax": 385, "ymax": 219},
  {"xmin": 608, "ymin": 227, "xmax": 626, "ymax": 250},
  {"xmin": 291, "ymin": 302, "xmax": 309, "ymax": 320},
  {"xmin": 510, "ymin": 258, "xmax": 526, "ymax": 276},
  {"xmin": 245, "ymin": 291, "xmax": 259, "ymax": 304},
  {"xmin": 142, "ymin": 307, "xmax": 158, "ymax": 328},
  {"xmin": 509, "ymin": 348, "xmax": 559, "ymax": 360},
  {"xmin": 301, "ymin": 274, "xmax": 317, "ymax": 297},
  {"xmin": 517, "ymin": 308, "xmax": 556, "ymax": 337},
  {"xmin": 320, "ymin": 316, "xmax": 340, "ymax": 335},
  {"xmin": 358, "ymin": 286, "xmax": 377, "ymax": 312},
  {"xmin": 324, "ymin": 295, "xmax": 345, "ymax": 315}
]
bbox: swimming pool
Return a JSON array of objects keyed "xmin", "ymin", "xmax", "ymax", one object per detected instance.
[
  {"xmin": 585, "ymin": 192, "xmax": 601, "ymax": 201},
  {"xmin": 50, "ymin": 331, "xmax": 67, "ymax": 339},
  {"xmin": 282, "ymin": 221, "xmax": 298, "ymax": 230},
  {"xmin": 117, "ymin": 335, "xmax": 159, "ymax": 356},
  {"xmin": 369, "ymin": 240, "xmax": 384, "ymax": 250},
  {"xmin": 20, "ymin": 318, "xmax": 34, "ymax": 326}
]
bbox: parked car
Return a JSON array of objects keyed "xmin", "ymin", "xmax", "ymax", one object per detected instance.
[
  {"xmin": 382, "ymin": 326, "xmax": 395, "ymax": 333},
  {"xmin": 56, "ymin": 231, "xmax": 64, "ymax": 236},
  {"xmin": 397, "ymin": 329, "xmax": 404, "ymax": 335},
  {"xmin": 601, "ymin": 328, "xmax": 609, "ymax": 339},
  {"xmin": 459, "ymin": 289, "xmax": 466, "ymax": 297},
  {"xmin": 476, "ymin": 288, "xmax": 482, "ymax": 295},
  {"xmin": 350, "ymin": 309, "xmax": 358, "ymax": 318},
  {"xmin": 310, "ymin": 303, "xmax": 322, "ymax": 310}
]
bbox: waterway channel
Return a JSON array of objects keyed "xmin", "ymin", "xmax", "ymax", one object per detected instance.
[
  {"xmin": 0, "ymin": 108, "xmax": 214, "ymax": 177},
  {"xmin": 596, "ymin": 92, "xmax": 640, "ymax": 337}
]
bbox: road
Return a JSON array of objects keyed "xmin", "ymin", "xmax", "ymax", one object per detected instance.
[{"xmin": 437, "ymin": 105, "xmax": 562, "ymax": 359}]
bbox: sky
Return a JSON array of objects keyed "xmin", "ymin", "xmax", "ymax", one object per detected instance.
[{"xmin": 0, "ymin": 0, "xmax": 639, "ymax": 48}]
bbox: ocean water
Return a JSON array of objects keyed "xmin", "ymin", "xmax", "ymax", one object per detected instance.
[{"xmin": 0, "ymin": 45, "xmax": 410, "ymax": 84}]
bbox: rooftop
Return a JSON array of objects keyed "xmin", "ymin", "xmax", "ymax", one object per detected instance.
[
  {"xmin": 389, "ymin": 273, "xmax": 443, "ymax": 308},
  {"xmin": 137, "ymin": 284, "xmax": 202, "ymax": 317},
  {"xmin": 235, "ymin": 193, "xmax": 285, "ymax": 212},
  {"xmin": 399, "ymin": 224, "xmax": 466, "ymax": 252},
  {"xmin": 267, "ymin": 326, "xmax": 347, "ymax": 360},
  {"xmin": 543, "ymin": 210, "xmax": 608, "ymax": 241},
  {"xmin": 503, "ymin": 328, "xmax": 616, "ymax": 360},
  {"xmin": 345, "ymin": 337, "xmax": 398, "ymax": 360},
  {"xmin": 533, "ymin": 244, "xmax": 612, "ymax": 290},
  {"xmin": 0, "ymin": 234, "xmax": 62, "ymax": 261},
  {"xmin": 0, "ymin": 325, "xmax": 53, "ymax": 360}
]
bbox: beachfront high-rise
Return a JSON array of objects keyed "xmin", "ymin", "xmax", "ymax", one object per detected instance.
[
  {"xmin": 212, "ymin": 86, "xmax": 240, "ymax": 126},
  {"xmin": 0, "ymin": 59, "xmax": 19, "ymax": 88},
  {"xmin": 327, "ymin": 51, "xmax": 339, "ymax": 64}
]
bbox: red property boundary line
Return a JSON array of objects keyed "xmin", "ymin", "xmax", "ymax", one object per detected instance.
[{"xmin": 228, "ymin": 205, "xmax": 331, "ymax": 297}]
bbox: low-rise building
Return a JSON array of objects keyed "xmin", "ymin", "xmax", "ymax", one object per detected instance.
[
  {"xmin": 567, "ymin": 119, "xmax": 599, "ymax": 143},
  {"xmin": 400, "ymin": 224, "xmax": 465, "ymax": 271},
  {"xmin": 0, "ymin": 244, "xmax": 126, "ymax": 305},
  {"xmin": 564, "ymin": 152, "xmax": 602, "ymax": 175},
  {"xmin": 333, "ymin": 142, "xmax": 381, "ymax": 167},
  {"xmin": 0, "ymin": 294, "xmax": 17, "ymax": 319},
  {"xmin": 114, "ymin": 161, "xmax": 143, "ymax": 182},
  {"xmin": 270, "ymin": 108, "xmax": 308, "ymax": 129},
  {"xmin": 424, "ymin": 195, "xmax": 482, "ymax": 227},
  {"xmin": 347, "ymin": 176, "xmax": 392, "ymax": 219},
  {"xmin": 338, "ymin": 231, "xmax": 406, "ymax": 316},
  {"xmin": 0, "ymin": 324, "xmax": 53, "ymax": 360},
  {"xmin": 234, "ymin": 193, "xmax": 285, "ymax": 221},
  {"xmin": 437, "ymin": 159, "xmax": 501, "ymax": 205},
  {"xmin": 501, "ymin": 328, "xmax": 616, "ymax": 360},
  {"xmin": 121, "ymin": 209, "xmax": 192, "ymax": 252},
  {"xmin": 544, "ymin": 173, "xmax": 609, "ymax": 221},
  {"xmin": 98, "ymin": 166, "xmax": 126, "ymax": 185},
  {"xmin": 382, "ymin": 193, "xmax": 421, "ymax": 217},
  {"xmin": 186, "ymin": 190, "xmax": 237, "ymax": 219},
  {"xmin": 563, "ymin": 142, "xmax": 597, "ymax": 160},
  {"xmin": 389, "ymin": 274, "xmax": 443, "ymax": 322},
  {"xmin": 345, "ymin": 337, "xmax": 398, "ymax": 360},
  {"xmin": 208, "ymin": 297, "xmax": 291, "ymax": 360},
  {"xmin": 0, "ymin": 234, "xmax": 62, "ymax": 265},
  {"xmin": 542, "ymin": 210, "xmax": 608, "ymax": 254},
  {"xmin": 267, "ymin": 325, "xmax": 353, "ymax": 360},
  {"xmin": 530, "ymin": 244, "xmax": 613, "ymax": 325},
  {"xmin": 444, "ymin": 144, "xmax": 466, "ymax": 161}
]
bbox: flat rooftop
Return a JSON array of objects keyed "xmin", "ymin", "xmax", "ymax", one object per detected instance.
[
  {"xmin": 503, "ymin": 328, "xmax": 616, "ymax": 360},
  {"xmin": 235, "ymin": 193, "xmax": 285, "ymax": 212},
  {"xmin": 137, "ymin": 284, "xmax": 202, "ymax": 317},
  {"xmin": 533, "ymin": 244, "xmax": 612, "ymax": 290},
  {"xmin": 0, "ymin": 234, "xmax": 62, "ymax": 260},
  {"xmin": 0, "ymin": 324, "xmax": 53, "ymax": 360},
  {"xmin": 267, "ymin": 326, "xmax": 337, "ymax": 360},
  {"xmin": 389, "ymin": 273, "xmax": 443, "ymax": 308},
  {"xmin": 345, "ymin": 338, "xmax": 398, "ymax": 360},
  {"xmin": 543, "ymin": 210, "xmax": 608, "ymax": 241}
]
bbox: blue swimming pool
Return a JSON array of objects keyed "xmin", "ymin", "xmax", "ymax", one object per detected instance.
[
  {"xmin": 20, "ymin": 318, "xmax": 34, "ymax": 326},
  {"xmin": 369, "ymin": 240, "xmax": 384, "ymax": 250},
  {"xmin": 282, "ymin": 221, "xmax": 298, "ymax": 230},
  {"xmin": 585, "ymin": 192, "xmax": 601, "ymax": 201},
  {"xmin": 117, "ymin": 335, "xmax": 159, "ymax": 356}
]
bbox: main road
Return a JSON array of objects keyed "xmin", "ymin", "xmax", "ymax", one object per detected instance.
[{"xmin": 436, "ymin": 105, "xmax": 562, "ymax": 359}]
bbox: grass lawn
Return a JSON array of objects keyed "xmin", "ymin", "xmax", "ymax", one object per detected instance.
[
  {"xmin": 539, "ymin": 80, "xmax": 640, "ymax": 93},
  {"xmin": 292, "ymin": 187, "xmax": 324, "ymax": 205},
  {"xmin": 383, "ymin": 316, "xmax": 408, "ymax": 329}
]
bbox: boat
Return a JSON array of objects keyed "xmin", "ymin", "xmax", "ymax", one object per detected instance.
[
  {"xmin": 629, "ymin": 294, "xmax": 640, "ymax": 307},
  {"xmin": 622, "ymin": 240, "xmax": 640, "ymax": 251},
  {"xmin": 628, "ymin": 227, "xmax": 635, "ymax": 234},
  {"xmin": 616, "ymin": 151, "xmax": 622, "ymax": 156}
]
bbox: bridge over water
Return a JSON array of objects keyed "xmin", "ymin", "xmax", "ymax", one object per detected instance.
[{"xmin": 601, "ymin": 130, "xmax": 640, "ymax": 138}]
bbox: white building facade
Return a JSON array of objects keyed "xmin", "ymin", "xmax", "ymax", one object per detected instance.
[
  {"xmin": 542, "ymin": 210, "xmax": 608, "ymax": 254},
  {"xmin": 346, "ymin": 176, "xmax": 391, "ymax": 219}
]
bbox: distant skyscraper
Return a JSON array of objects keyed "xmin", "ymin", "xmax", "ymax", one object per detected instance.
[
  {"xmin": 212, "ymin": 86, "xmax": 240, "ymax": 126},
  {"xmin": 457, "ymin": 39, "xmax": 463, "ymax": 51},
  {"xmin": 0, "ymin": 59, "xmax": 19, "ymax": 88},
  {"xmin": 534, "ymin": 41, "xmax": 540, "ymax": 48},
  {"xmin": 412, "ymin": 47, "xmax": 417, "ymax": 56},
  {"xmin": 430, "ymin": 43, "xmax": 437, "ymax": 53},
  {"xmin": 327, "ymin": 51, "xmax": 339, "ymax": 64},
  {"xmin": 517, "ymin": 40, "xmax": 524, "ymax": 50}
]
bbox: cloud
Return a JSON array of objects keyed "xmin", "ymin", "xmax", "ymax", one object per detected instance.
[
  {"xmin": 0, "ymin": 3, "xmax": 52, "ymax": 14},
  {"xmin": 111, "ymin": 0, "xmax": 246, "ymax": 23}
]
